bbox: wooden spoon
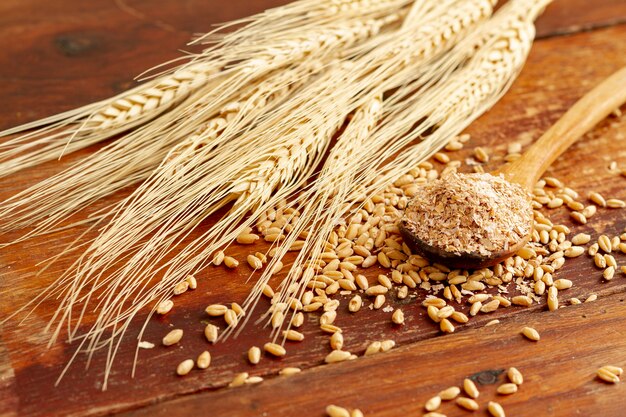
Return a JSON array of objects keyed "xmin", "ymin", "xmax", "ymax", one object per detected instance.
[{"xmin": 400, "ymin": 66, "xmax": 626, "ymax": 269}]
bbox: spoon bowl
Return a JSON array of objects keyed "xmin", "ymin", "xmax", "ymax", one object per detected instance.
[{"xmin": 399, "ymin": 66, "xmax": 626, "ymax": 269}]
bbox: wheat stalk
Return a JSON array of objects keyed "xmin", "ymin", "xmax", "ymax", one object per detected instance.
[
  {"xmin": 0, "ymin": 0, "xmax": 407, "ymax": 181},
  {"xmin": 29, "ymin": 0, "xmax": 496, "ymax": 381},
  {"xmin": 233, "ymin": 0, "xmax": 551, "ymax": 338}
]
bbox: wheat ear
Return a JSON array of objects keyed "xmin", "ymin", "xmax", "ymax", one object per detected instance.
[
  {"xmin": 0, "ymin": 63, "xmax": 216, "ymax": 177},
  {"xmin": 45, "ymin": 0, "xmax": 493, "ymax": 369},
  {"xmin": 238, "ymin": 0, "xmax": 551, "ymax": 338}
]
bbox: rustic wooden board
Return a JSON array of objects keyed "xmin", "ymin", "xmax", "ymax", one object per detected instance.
[
  {"xmin": 120, "ymin": 291, "xmax": 626, "ymax": 417},
  {"xmin": 1, "ymin": 1, "xmax": 626, "ymax": 416}
]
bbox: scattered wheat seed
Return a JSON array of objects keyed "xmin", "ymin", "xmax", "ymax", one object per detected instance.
[
  {"xmin": 176, "ymin": 359, "xmax": 194, "ymax": 376},
  {"xmin": 597, "ymin": 367, "xmax": 620, "ymax": 384},
  {"xmin": 570, "ymin": 212, "xmax": 587, "ymax": 224},
  {"xmin": 607, "ymin": 198, "xmax": 626, "ymax": 208},
  {"xmin": 248, "ymin": 346, "xmax": 261, "ymax": 365},
  {"xmin": 204, "ymin": 324, "xmax": 218, "ymax": 343},
  {"xmin": 247, "ymin": 254, "xmax": 263, "ymax": 269},
  {"xmin": 487, "ymin": 401, "xmax": 506, "ymax": 417},
  {"xmin": 423, "ymin": 413, "xmax": 447, "ymax": 417},
  {"xmin": 474, "ymin": 147, "xmax": 489, "ymax": 163},
  {"xmin": 237, "ymin": 233, "xmax": 260, "ymax": 244},
  {"xmin": 186, "ymin": 275, "xmax": 197, "ymax": 290},
  {"xmin": 224, "ymin": 256, "xmax": 239, "ymax": 268},
  {"xmin": 511, "ymin": 295, "xmax": 533, "ymax": 307},
  {"xmin": 485, "ymin": 319, "xmax": 500, "ymax": 326},
  {"xmin": 291, "ymin": 312, "xmax": 304, "ymax": 327},
  {"xmin": 425, "ymin": 396, "xmax": 442, "ymax": 412},
  {"xmin": 330, "ymin": 332, "xmax": 344, "ymax": 350},
  {"xmin": 245, "ymin": 376, "xmax": 264, "ymax": 385},
  {"xmin": 603, "ymin": 266, "xmax": 615, "ymax": 280},
  {"xmin": 481, "ymin": 299, "xmax": 500, "ymax": 313},
  {"xmin": 326, "ymin": 405, "xmax": 350, "ymax": 417},
  {"xmin": 196, "ymin": 351, "xmax": 211, "ymax": 369},
  {"xmin": 571, "ymin": 233, "xmax": 591, "ymax": 245},
  {"xmin": 325, "ymin": 350, "xmax": 353, "ymax": 364},
  {"xmin": 173, "ymin": 281, "xmax": 189, "ymax": 295},
  {"xmin": 229, "ymin": 372, "xmax": 249, "ymax": 388},
  {"xmin": 456, "ymin": 397, "xmax": 479, "ymax": 411},
  {"xmin": 497, "ymin": 383, "xmax": 518, "ymax": 395},
  {"xmin": 508, "ymin": 367, "xmax": 523, "ymax": 385},
  {"xmin": 392, "ymin": 309, "xmax": 405, "ymax": 325},
  {"xmin": 585, "ymin": 294, "xmax": 598, "ymax": 303},
  {"xmin": 206, "ymin": 304, "xmax": 228, "ymax": 316},
  {"xmin": 279, "ymin": 367, "xmax": 301, "ymax": 376},
  {"xmin": 463, "ymin": 378, "xmax": 479, "ymax": 399},
  {"xmin": 283, "ymin": 329, "xmax": 305, "ymax": 342},
  {"xmin": 264, "ymin": 342, "xmax": 286, "ymax": 357},
  {"xmin": 380, "ymin": 340, "xmax": 395, "ymax": 352},
  {"xmin": 589, "ymin": 192, "xmax": 606, "ymax": 207},
  {"xmin": 522, "ymin": 326, "xmax": 540, "ymax": 341},
  {"xmin": 439, "ymin": 386, "xmax": 461, "ymax": 401},
  {"xmin": 440, "ymin": 318, "xmax": 455, "ymax": 333},
  {"xmin": 598, "ymin": 235, "xmax": 612, "ymax": 253},
  {"xmin": 163, "ymin": 329, "xmax": 183, "ymax": 346},
  {"xmin": 156, "ymin": 299, "xmax": 173, "ymax": 315},
  {"xmin": 212, "ymin": 250, "xmax": 225, "ymax": 266},
  {"xmin": 224, "ymin": 309, "xmax": 239, "ymax": 327}
]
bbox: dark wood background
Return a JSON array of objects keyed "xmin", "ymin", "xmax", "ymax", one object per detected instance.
[{"xmin": 1, "ymin": 1, "xmax": 626, "ymax": 416}]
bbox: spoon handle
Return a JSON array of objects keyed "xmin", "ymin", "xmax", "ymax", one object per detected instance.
[{"xmin": 500, "ymin": 66, "xmax": 626, "ymax": 190}]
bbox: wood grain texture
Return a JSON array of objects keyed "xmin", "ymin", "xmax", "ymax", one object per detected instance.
[
  {"xmin": 1, "ymin": 1, "xmax": 626, "ymax": 416},
  {"xmin": 121, "ymin": 291, "xmax": 626, "ymax": 417}
]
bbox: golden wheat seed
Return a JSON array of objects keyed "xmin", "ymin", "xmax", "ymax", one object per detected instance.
[
  {"xmin": 598, "ymin": 235, "xmax": 612, "ymax": 253},
  {"xmin": 264, "ymin": 342, "xmax": 286, "ymax": 357},
  {"xmin": 363, "ymin": 341, "xmax": 381, "ymax": 356},
  {"xmin": 380, "ymin": 340, "xmax": 396, "ymax": 352},
  {"xmin": 607, "ymin": 198, "xmax": 626, "ymax": 208},
  {"xmin": 229, "ymin": 372, "xmax": 248, "ymax": 388},
  {"xmin": 423, "ymin": 413, "xmax": 447, "ymax": 417},
  {"xmin": 196, "ymin": 351, "xmax": 211, "ymax": 369},
  {"xmin": 571, "ymin": 233, "xmax": 591, "ymax": 245},
  {"xmin": 440, "ymin": 318, "xmax": 455, "ymax": 333},
  {"xmin": 392, "ymin": 309, "xmax": 405, "ymax": 325},
  {"xmin": 163, "ymin": 329, "xmax": 183, "ymax": 346},
  {"xmin": 245, "ymin": 376, "xmax": 263, "ymax": 385},
  {"xmin": 176, "ymin": 359, "xmax": 194, "ymax": 376},
  {"xmin": 326, "ymin": 405, "xmax": 350, "ymax": 417},
  {"xmin": 589, "ymin": 191, "xmax": 606, "ymax": 207},
  {"xmin": 548, "ymin": 286, "xmax": 559, "ymax": 312},
  {"xmin": 204, "ymin": 324, "xmax": 218, "ymax": 343},
  {"xmin": 205, "ymin": 304, "xmax": 228, "ymax": 316},
  {"xmin": 497, "ymin": 383, "xmax": 518, "ymax": 395},
  {"xmin": 603, "ymin": 266, "xmax": 615, "ymax": 280},
  {"xmin": 248, "ymin": 346, "xmax": 261, "ymax": 365},
  {"xmin": 425, "ymin": 396, "xmax": 442, "ymax": 412},
  {"xmin": 212, "ymin": 250, "xmax": 225, "ymax": 266},
  {"xmin": 279, "ymin": 367, "xmax": 301, "ymax": 376},
  {"xmin": 330, "ymin": 332, "xmax": 344, "ymax": 350},
  {"xmin": 283, "ymin": 329, "xmax": 305, "ymax": 342},
  {"xmin": 237, "ymin": 233, "xmax": 259, "ymax": 244},
  {"xmin": 570, "ymin": 212, "xmax": 587, "ymax": 224},
  {"xmin": 511, "ymin": 295, "xmax": 533, "ymax": 307},
  {"xmin": 553, "ymin": 279, "xmax": 573, "ymax": 290},
  {"xmin": 463, "ymin": 378, "xmax": 479, "ymax": 399},
  {"xmin": 173, "ymin": 281, "xmax": 189, "ymax": 295},
  {"xmin": 224, "ymin": 256, "xmax": 239, "ymax": 268},
  {"xmin": 597, "ymin": 367, "xmax": 620, "ymax": 383},
  {"xmin": 508, "ymin": 367, "xmax": 524, "ymax": 385},
  {"xmin": 602, "ymin": 365, "xmax": 624, "ymax": 376},
  {"xmin": 224, "ymin": 309, "xmax": 239, "ymax": 327},
  {"xmin": 439, "ymin": 386, "xmax": 461, "ymax": 401},
  {"xmin": 156, "ymin": 299, "xmax": 173, "ymax": 315},
  {"xmin": 522, "ymin": 326, "xmax": 540, "ymax": 341},
  {"xmin": 351, "ymin": 409, "xmax": 364, "ymax": 417},
  {"xmin": 456, "ymin": 397, "xmax": 479, "ymax": 411},
  {"xmin": 487, "ymin": 401, "xmax": 506, "ymax": 417},
  {"xmin": 325, "ymin": 350, "xmax": 353, "ymax": 364}
]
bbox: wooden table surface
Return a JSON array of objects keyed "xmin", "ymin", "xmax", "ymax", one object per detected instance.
[{"xmin": 1, "ymin": 1, "xmax": 626, "ymax": 416}]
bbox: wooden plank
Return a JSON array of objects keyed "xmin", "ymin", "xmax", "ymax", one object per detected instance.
[
  {"xmin": 121, "ymin": 291, "xmax": 626, "ymax": 417},
  {"xmin": 1, "ymin": 1, "xmax": 626, "ymax": 416}
]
